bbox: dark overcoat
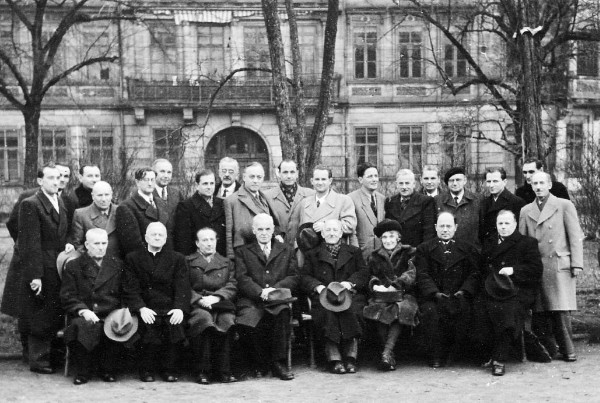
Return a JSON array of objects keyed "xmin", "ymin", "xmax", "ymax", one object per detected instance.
[
  {"xmin": 479, "ymin": 189, "xmax": 526, "ymax": 243},
  {"xmin": 173, "ymin": 192, "xmax": 226, "ymax": 257},
  {"xmin": 516, "ymin": 181, "xmax": 570, "ymax": 204},
  {"xmin": 69, "ymin": 203, "xmax": 120, "ymax": 258},
  {"xmin": 300, "ymin": 243, "xmax": 369, "ymax": 343},
  {"xmin": 235, "ymin": 240, "xmax": 298, "ymax": 328},
  {"xmin": 214, "ymin": 180, "xmax": 241, "ymax": 198},
  {"xmin": 435, "ymin": 190, "xmax": 482, "ymax": 248},
  {"xmin": 384, "ymin": 192, "xmax": 436, "ymax": 248},
  {"xmin": 74, "ymin": 184, "xmax": 93, "ymax": 209},
  {"xmin": 187, "ymin": 252, "xmax": 237, "ymax": 337},
  {"xmin": 264, "ymin": 184, "xmax": 315, "ymax": 247},
  {"xmin": 153, "ymin": 186, "xmax": 183, "ymax": 240}
]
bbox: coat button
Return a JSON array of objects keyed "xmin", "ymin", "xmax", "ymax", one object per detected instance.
[
  {"xmin": 217, "ymin": 273, "xmax": 221, "ymax": 277},
  {"xmin": 265, "ymin": 284, "xmax": 270, "ymax": 287},
  {"xmin": 549, "ymin": 240, "xmax": 552, "ymax": 243},
  {"xmin": 266, "ymin": 270, "xmax": 270, "ymax": 274}
]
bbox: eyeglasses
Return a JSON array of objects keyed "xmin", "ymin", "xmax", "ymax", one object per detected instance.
[
  {"xmin": 139, "ymin": 177, "xmax": 155, "ymax": 182},
  {"xmin": 523, "ymin": 170, "xmax": 537, "ymax": 174},
  {"xmin": 221, "ymin": 169, "xmax": 236, "ymax": 174}
]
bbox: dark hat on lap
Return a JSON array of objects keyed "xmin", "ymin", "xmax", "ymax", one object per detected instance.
[
  {"xmin": 484, "ymin": 272, "xmax": 517, "ymax": 300},
  {"xmin": 264, "ymin": 288, "xmax": 297, "ymax": 315}
]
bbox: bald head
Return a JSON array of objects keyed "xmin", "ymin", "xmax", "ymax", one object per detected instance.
[
  {"xmin": 92, "ymin": 181, "xmax": 113, "ymax": 211},
  {"xmin": 85, "ymin": 228, "xmax": 108, "ymax": 259},
  {"xmin": 145, "ymin": 222, "xmax": 167, "ymax": 250}
]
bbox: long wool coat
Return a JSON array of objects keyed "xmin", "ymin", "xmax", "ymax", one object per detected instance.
[
  {"xmin": 435, "ymin": 190, "xmax": 481, "ymax": 248},
  {"xmin": 264, "ymin": 184, "xmax": 315, "ymax": 247},
  {"xmin": 385, "ymin": 192, "xmax": 437, "ymax": 249},
  {"xmin": 348, "ymin": 189, "xmax": 386, "ymax": 258},
  {"xmin": 519, "ymin": 194, "xmax": 584, "ymax": 311}
]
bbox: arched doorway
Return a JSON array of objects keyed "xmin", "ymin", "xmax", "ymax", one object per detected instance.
[{"xmin": 205, "ymin": 127, "xmax": 270, "ymax": 180}]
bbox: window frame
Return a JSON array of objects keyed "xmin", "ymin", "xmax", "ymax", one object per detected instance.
[
  {"xmin": 440, "ymin": 124, "xmax": 470, "ymax": 172},
  {"xmin": 0, "ymin": 128, "xmax": 21, "ymax": 183},
  {"xmin": 397, "ymin": 125, "xmax": 426, "ymax": 174},
  {"xmin": 576, "ymin": 41, "xmax": 599, "ymax": 77},
  {"xmin": 148, "ymin": 23, "xmax": 179, "ymax": 81},
  {"xmin": 40, "ymin": 127, "xmax": 68, "ymax": 166},
  {"xmin": 196, "ymin": 24, "xmax": 226, "ymax": 79},
  {"xmin": 153, "ymin": 127, "xmax": 183, "ymax": 169},
  {"xmin": 443, "ymin": 41, "xmax": 468, "ymax": 78},
  {"xmin": 397, "ymin": 30, "xmax": 423, "ymax": 79},
  {"xmin": 566, "ymin": 123, "xmax": 584, "ymax": 164},
  {"xmin": 243, "ymin": 25, "xmax": 271, "ymax": 79},
  {"xmin": 353, "ymin": 25, "xmax": 378, "ymax": 79},
  {"xmin": 354, "ymin": 126, "xmax": 380, "ymax": 168},
  {"xmin": 87, "ymin": 127, "xmax": 114, "ymax": 173}
]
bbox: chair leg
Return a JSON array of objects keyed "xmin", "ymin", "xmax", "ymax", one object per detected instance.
[
  {"xmin": 308, "ymin": 322, "xmax": 316, "ymax": 368},
  {"xmin": 64, "ymin": 344, "xmax": 70, "ymax": 377},
  {"xmin": 287, "ymin": 324, "xmax": 294, "ymax": 372}
]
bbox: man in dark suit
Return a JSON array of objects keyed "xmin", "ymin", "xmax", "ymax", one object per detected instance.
[
  {"xmin": 69, "ymin": 181, "xmax": 120, "ymax": 258},
  {"xmin": 18, "ymin": 164, "xmax": 68, "ymax": 374},
  {"xmin": 74, "ymin": 164, "xmax": 101, "ymax": 208},
  {"xmin": 152, "ymin": 159, "xmax": 183, "ymax": 239},
  {"xmin": 385, "ymin": 169, "xmax": 436, "ymax": 248},
  {"xmin": 116, "ymin": 167, "xmax": 169, "ymax": 257},
  {"xmin": 235, "ymin": 214, "xmax": 298, "ymax": 380},
  {"xmin": 420, "ymin": 165, "xmax": 443, "ymax": 198},
  {"xmin": 173, "ymin": 169, "xmax": 226, "ymax": 256},
  {"xmin": 515, "ymin": 159, "xmax": 570, "ymax": 203},
  {"xmin": 415, "ymin": 212, "xmax": 481, "ymax": 368},
  {"xmin": 214, "ymin": 157, "xmax": 241, "ymax": 198},
  {"xmin": 60, "ymin": 228, "xmax": 124, "ymax": 384},
  {"xmin": 479, "ymin": 167, "xmax": 526, "ymax": 243}
]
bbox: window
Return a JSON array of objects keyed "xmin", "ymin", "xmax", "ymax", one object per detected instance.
[
  {"xmin": 577, "ymin": 41, "xmax": 598, "ymax": 77},
  {"xmin": 399, "ymin": 31, "xmax": 422, "ymax": 78},
  {"xmin": 244, "ymin": 26, "xmax": 270, "ymax": 78},
  {"xmin": 153, "ymin": 128, "xmax": 183, "ymax": 165},
  {"xmin": 41, "ymin": 128, "xmax": 67, "ymax": 164},
  {"xmin": 299, "ymin": 25, "xmax": 319, "ymax": 76},
  {"xmin": 80, "ymin": 28, "xmax": 113, "ymax": 81},
  {"xmin": 566, "ymin": 123, "xmax": 584, "ymax": 163},
  {"xmin": 87, "ymin": 128, "xmax": 113, "ymax": 172},
  {"xmin": 440, "ymin": 124, "xmax": 469, "ymax": 171},
  {"xmin": 0, "ymin": 129, "xmax": 19, "ymax": 182},
  {"xmin": 354, "ymin": 27, "xmax": 377, "ymax": 79},
  {"xmin": 197, "ymin": 25, "xmax": 225, "ymax": 78},
  {"xmin": 398, "ymin": 126, "xmax": 424, "ymax": 173},
  {"xmin": 444, "ymin": 43, "xmax": 467, "ymax": 78},
  {"xmin": 149, "ymin": 25, "xmax": 178, "ymax": 80},
  {"xmin": 355, "ymin": 127, "xmax": 379, "ymax": 166},
  {"xmin": 0, "ymin": 27, "xmax": 16, "ymax": 82}
]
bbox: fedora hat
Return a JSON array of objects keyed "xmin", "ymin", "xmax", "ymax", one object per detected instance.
[
  {"xmin": 296, "ymin": 222, "xmax": 322, "ymax": 252},
  {"xmin": 484, "ymin": 272, "xmax": 517, "ymax": 300},
  {"xmin": 56, "ymin": 249, "xmax": 82, "ymax": 280},
  {"xmin": 264, "ymin": 288, "xmax": 297, "ymax": 315},
  {"xmin": 319, "ymin": 282, "xmax": 352, "ymax": 312},
  {"xmin": 373, "ymin": 219, "xmax": 403, "ymax": 238},
  {"xmin": 104, "ymin": 308, "xmax": 139, "ymax": 342}
]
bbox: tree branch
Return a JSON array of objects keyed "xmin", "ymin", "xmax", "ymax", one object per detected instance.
[
  {"xmin": 4, "ymin": 0, "xmax": 33, "ymax": 32},
  {"xmin": 0, "ymin": 47, "xmax": 31, "ymax": 104},
  {"xmin": 0, "ymin": 77, "xmax": 25, "ymax": 110}
]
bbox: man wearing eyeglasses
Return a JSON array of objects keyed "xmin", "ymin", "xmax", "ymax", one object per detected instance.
[
  {"xmin": 515, "ymin": 159, "xmax": 570, "ymax": 204},
  {"xmin": 214, "ymin": 157, "xmax": 241, "ymax": 199}
]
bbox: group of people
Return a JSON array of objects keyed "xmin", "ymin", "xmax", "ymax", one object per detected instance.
[{"xmin": 0, "ymin": 155, "xmax": 584, "ymax": 385}]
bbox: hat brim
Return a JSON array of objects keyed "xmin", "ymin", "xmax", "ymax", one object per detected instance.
[
  {"xmin": 103, "ymin": 309, "xmax": 139, "ymax": 342},
  {"xmin": 264, "ymin": 297, "xmax": 298, "ymax": 307},
  {"xmin": 319, "ymin": 289, "xmax": 352, "ymax": 312},
  {"xmin": 56, "ymin": 250, "xmax": 82, "ymax": 280},
  {"xmin": 484, "ymin": 273, "xmax": 517, "ymax": 300}
]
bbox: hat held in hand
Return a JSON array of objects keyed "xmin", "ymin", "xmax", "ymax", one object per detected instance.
[
  {"xmin": 264, "ymin": 288, "xmax": 297, "ymax": 315},
  {"xmin": 104, "ymin": 308, "xmax": 139, "ymax": 342},
  {"xmin": 296, "ymin": 222, "xmax": 321, "ymax": 252},
  {"xmin": 320, "ymin": 282, "xmax": 352, "ymax": 312},
  {"xmin": 484, "ymin": 272, "xmax": 517, "ymax": 300}
]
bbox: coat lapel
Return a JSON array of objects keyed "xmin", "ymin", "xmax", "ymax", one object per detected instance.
[
  {"xmin": 359, "ymin": 190, "xmax": 377, "ymax": 226},
  {"xmin": 317, "ymin": 244, "xmax": 336, "ymax": 268},
  {"xmin": 336, "ymin": 245, "xmax": 353, "ymax": 270},
  {"xmin": 273, "ymin": 187, "xmax": 291, "ymax": 209},
  {"xmin": 133, "ymin": 193, "xmax": 159, "ymax": 221},
  {"xmin": 238, "ymin": 188, "xmax": 268, "ymax": 216},
  {"xmin": 249, "ymin": 242, "xmax": 267, "ymax": 264},
  {"xmin": 535, "ymin": 195, "xmax": 559, "ymax": 226},
  {"xmin": 93, "ymin": 256, "xmax": 120, "ymax": 290},
  {"xmin": 489, "ymin": 232, "xmax": 519, "ymax": 260},
  {"xmin": 266, "ymin": 241, "xmax": 284, "ymax": 265}
]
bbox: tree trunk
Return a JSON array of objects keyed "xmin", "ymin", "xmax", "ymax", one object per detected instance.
[{"xmin": 23, "ymin": 106, "xmax": 41, "ymax": 186}]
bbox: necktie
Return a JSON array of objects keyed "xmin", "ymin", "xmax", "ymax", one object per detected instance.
[
  {"xmin": 317, "ymin": 200, "xmax": 320, "ymax": 208},
  {"xmin": 162, "ymin": 187, "xmax": 167, "ymax": 201},
  {"xmin": 400, "ymin": 197, "xmax": 408, "ymax": 210},
  {"xmin": 222, "ymin": 188, "xmax": 228, "ymax": 198},
  {"xmin": 149, "ymin": 197, "xmax": 156, "ymax": 208},
  {"xmin": 371, "ymin": 194, "xmax": 377, "ymax": 215},
  {"xmin": 51, "ymin": 195, "xmax": 59, "ymax": 213},
  {"xmin": 263, "ymin": 244, "xmax": 270, "ymax": 258},
  {"xmin": 498, "ymin": 236, "xmax": 504, "ymax": 244},
  {"xmin": 454, "ymin": 196, "xmax": 459, "ymax": 206}
]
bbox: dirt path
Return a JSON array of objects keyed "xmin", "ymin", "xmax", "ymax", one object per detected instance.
[{"xmin": 0, "ymin": 341, "xmax": 598, "ymax": 403}]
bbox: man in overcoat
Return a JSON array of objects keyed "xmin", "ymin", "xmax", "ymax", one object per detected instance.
[
  {"xmin": 516, "ymin": 159, "xmax": 570, "ymax": 204},
  {"xmin": 18, "ymin": 164, "xmax": 68, "ymax": 373},
  {"xmin": 74, "ymin": 164, "xmax": 101, "ymax": 208},
  {"xmin": 152, "ymin": 159, "xmax": 183, "ymax": 239},
  {"xmin": 519, "ymin": 172, "xmax": 584, "ymax": 361},
  {"xmin": 415, "ymin": 212, "xmax": 481, "ymax": 368},
  {"xmin": 264, "ymin": 160, "xmax": 315, "ymax": 247},
  {"xmin": 420, "ymin": 165, "xmax": 443, "ymax": 198},
  {"xmin": 122, "ymin": 222, "xmax": 190, "ymax": 382},
  {"xmin": 348, "ymin": 162, "xmax": 386, "ymax": 259},
  {"xmin": 174, "ymin": 169, "xmax": 226, "ymax": 256},
  {"xmin": 300, "ymin": 219, "xmax": 369, "ymax": 374},
  {"xmin": 214, "ymin": 157, "xmax": 241, "ymax": 198},
  {"xmin": 235, "ymin": 214, "xmax": 298, "ymax": 381},
  {"xmin": 60, "ymin": 228, "xmax": 124, "ymax": 384},
  {"xmin": 385, "ymin": 169, "xmax": 436, "ymax": 248}
]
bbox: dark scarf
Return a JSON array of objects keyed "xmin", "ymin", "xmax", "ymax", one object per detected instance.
[
  {"xmin": 280, "ymin": 182, "xmax": 298, "ymax": 205},
  {"xmin": 325, "ymin": 241, "xmax": 342, "ymax": 259}
]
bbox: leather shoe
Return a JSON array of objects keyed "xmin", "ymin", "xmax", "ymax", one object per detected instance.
[
  {"xmin": 73, "ymin": 375, "xmax": 88, "ymax": 385},
  {"xmin": 344, "ymin": 360, "xmax": 357, "ymax": 374},
  {"xmin": 492, "ymin": 362, "xmax": 505, "ymax": 376},
  {"xmin": 195, "ymin": 373, "xmax": 210, "ymax": 385},
  {"xmin": 330, "ymin": 361, "xmax": 346, "ymax": 374},
  {"xmin": 272, "ymin": 362, "xmax": 294, "ymax": 381},
  {"xmin": 563, "ymin": 353, "xmax": 577, "ymax": 362},
  {"xmin": 253, "ymin": 368, "xmax": 269, "ymax": 379},
  {"xmin": 30, "ymin": 366, "xmax": 55, "ymax": 375},
  {"xmin": 139, "ymin": 371, "xmax": 155, "ymax": 382},
  {"xmin": 429, "ymin": 359, "xmax": 445, "ymax": 368},
  {"xmin": 101, "ymin": 373, "xmax": 116, "ymax": 382},
  {"xmin": 219, "ymin": 373, "xmax": 237, "ymax": 383},
  {"xmin": 162, "ymin": 373, "xmax": 178, "ymax": 382},
  {"xmin": 380, "ymin": 353, "xmax": 396, "ymax": 371}
]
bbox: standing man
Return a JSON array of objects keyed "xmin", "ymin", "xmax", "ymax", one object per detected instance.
[
  {"xmin": 519, "ymin": 172, "xmax": 584, "ymax": 362},
  {"xmin": 224, "ymin": 162, "xmax": 280, "ymax": 259},
  {"xmin": 116, "ymin": 167, "xmax": 168, "ymax": 257},
  {"xmin": 348, "ymin": 162, "xmax": 385, "ymax": 258},
  {"xmin": 214, "ymin": 157, "xmax": 241, "ymax": 198},
  {"xmin": 385, "ymin": 169, "xmax": 436, "ymax": 248},
  {"xmin": 174, "ymin": 169, "xmax": 226, "ymax": 257},
  {"xmin": 479, "ymin": 167, "xmax": 525, "ymax": 242},
  {"xmin": 435, "ymin": 167, "xmax": 481, "ymax": 248},
  {"xmin": 75, "ymin": 164, "xmax": 101, "ymax": 208},
  {"xmin": 299, "ymin": 165, "xmax": 357, "ymax": 242},
  {"xmin": 516, "ymin": 159, "xmax": 570, "ymax": 204},
  {"xmin": 265, "ymin": 160, "xmax": 315, "ymax": 247},
  {"xmin": 69, "ymin": 181, "xmax": 120, "ymax": 258},
  {"xmin": 18, "ymin": 164, "xmax": 68, "ymax": 374},
  {"xmin": 420, "ymin": 165, "xmax": 442, "ymax": 197},
  {"xmin": 152, "ymin": 158, "xmax": 183, "ymax": 238}
]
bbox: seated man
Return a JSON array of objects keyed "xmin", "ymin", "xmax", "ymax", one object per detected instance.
[
  {"xmin": 300, "ymin": 219, "xmax": 369, "ymax": 374},
  {"xmin": 415, "ymin": 212, "xmax": 481, "ymax": 368},
  {"xmin": 60, "ymin": 228, "xmax": 127, "ymax": 385},
  {"xmin": 235, "ymin": 214, "xmax": 298, "ymax": 381},
  {"xmin": 122, "ymin": 222, "xmax": 191, "ymax": 383},
  {"xmin": 474, "ymin": 210, "xmax": 543, "ymax": 376}
]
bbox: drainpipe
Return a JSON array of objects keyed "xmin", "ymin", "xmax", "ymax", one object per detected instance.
[{"xmin": 117, "ymin": 5, "xmax": 126, "ymax": 172}]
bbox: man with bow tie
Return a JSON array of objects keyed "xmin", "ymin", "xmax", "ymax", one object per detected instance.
[
  {"xmin": 519, "ymin": 172, "xmax": 584, "ymax": 362},
  {"xmin": 415, "ymin": 212, "xmax": 481, "ymax": 368}
]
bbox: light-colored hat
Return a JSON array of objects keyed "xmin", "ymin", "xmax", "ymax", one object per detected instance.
[
  {"xmin": 103, "ymin": 308, "xmax": 139, "ymax": 342},
  {"xmin": 56, "ymin": 249, "xmax": 82, "ymax": 279}
]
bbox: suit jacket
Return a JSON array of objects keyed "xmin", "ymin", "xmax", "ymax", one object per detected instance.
[
  {"xmin": 69, "ymin": 203, "xmax": 120, "ymax": 258},
  {"xmin": 415, "ymin": 238, "xmax": 481, "ymax": 300},
  {"xmin": 214, "ymin": 180, "xmax": 241, "ymax": 198},
  {"xmin": 479, "ymin": 189, "xmax": 526, "ymax": 242},
  {"xmin": 153, "ymin": 186, "xmax": 183, "ymax": 238},
  {"xmin": 435, "ymin": 190, "xmax": 481, "ymax": 248},
  {"xmin": 173, "ymin": 192, "xmax": 226, "ymax": 256},
  {"xmin": 516, "ymin": 181, "xmax": 570, "ymax": 204},
  {"xmin": 264, "ymin": 184, "xmax": 315, "ymax": 246},
  {"xmin": 385, "ymin": 192, "xmax": 436, "ymax": 248},
  {"xmin": 115, "ymin": 192, "xmax": 169, "ymax": 257},
  {"xmin": 348, "ymin": 188, "xmax": 386, "ymax": 258},
  {"xmin": 299, "ymin": 189, "xmax": 357, "ymax": 236},
  {"xmin": 224, "ymin": 185, "xmax": 280, "ymax": 258},
  {"xmin": 519, "ymin": 194, "xmax": 584, "ymax": 311},
  {"xmin": 235, "ymin": 240, "xmax": 298, "ymax": 327}
]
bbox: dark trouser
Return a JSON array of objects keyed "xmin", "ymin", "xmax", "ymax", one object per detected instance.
[
  {"xmin": 70, "ymin": 337, "xmax": 120, "ymax": 378},
  {"xmin": 190, "ymin": 328, "xmax": 231, "ymax": 375},
  {"xmin": 324, "ymin": 338, "xmax": 358, "ymax": 362},
  {"xmin": 420, "ymin": 299, "xmax": 469, "ymax": 361},
  {"xmin": 532, "ymin": 311, "xmax": 575, "ymax": 357},
  {"xmin": 243, "ymin": 309, "xmax": 290, "ymax": 368},
  {"xmin": 139, "ymin": 343, "xmax": 180, "ymax": 374},
  {"xmin": 376, "ymin": 322, "xmax": 401, "ymax": 356}
]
